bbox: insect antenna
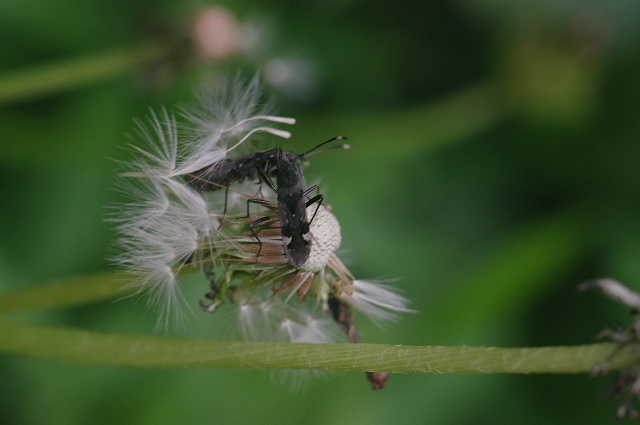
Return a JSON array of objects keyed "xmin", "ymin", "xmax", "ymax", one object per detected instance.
[{"xmin": 300, "ymin": 136, "xmax": 350, "ymax": 159}]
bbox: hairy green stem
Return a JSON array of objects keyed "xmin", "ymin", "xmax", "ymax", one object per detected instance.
[
  {"xmin": 0, "ymin": 42, "xmax": 166, "ymax": 105},
  {"xmin": 0, "ymin": 320, "xmax": 634, "ymax": 374}
]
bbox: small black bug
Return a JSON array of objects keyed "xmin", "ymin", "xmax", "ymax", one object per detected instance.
[
  {"xmin": 185, "ymin": 137, "xmax": 348, "ymax": 267},
  {"xmin": 244, "ymin": 148, "xmax": 324, "ymax": 267},
  {"xmin": 184, "ymin": 136, "xmax": 348, "ymax": 193}
]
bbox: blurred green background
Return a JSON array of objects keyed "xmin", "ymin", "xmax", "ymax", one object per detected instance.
[{"xmin": 2, "ymin": 0, "xmax": 640, "ymax": 423}]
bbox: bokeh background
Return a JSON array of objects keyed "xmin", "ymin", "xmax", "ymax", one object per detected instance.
[{"xmin": 2, "ymin": 0, "xmax": 640, "ymax": 423}]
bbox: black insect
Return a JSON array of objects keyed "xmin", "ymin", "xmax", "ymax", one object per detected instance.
[
  {"xmin": 244, "ymin": 149, "xmax": 324, "ymax": 267},
  {"xmin": 184, "ymin": 136, "xmax": 348, "ymax": 193},
  {"xmin": 185, "ymin": 149, "xmax": 284, "ymax": 193},
  {"xmin": 185, "ymin": 137, "xmax": 348, "ymax": 267}
]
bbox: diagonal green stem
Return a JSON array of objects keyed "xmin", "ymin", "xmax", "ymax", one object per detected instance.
[
  {"xmin": 0, "ymin": 319, "xmax": 634, "ymax": 374},
  {"xmin": 0, "ymin": 271, "xmax": 134, "ymax": 315},
  {"xmin": 0, "ymin": 42, "xmax": 166, "ymax": 105}
]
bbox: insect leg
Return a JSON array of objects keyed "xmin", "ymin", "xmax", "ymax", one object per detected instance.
[
  {"xmin": 216, "ymin": 185, "xmax": 230, "ymax": 230},
  {"xmin": 303, "ymin": 184, "xmax": 318, "ymax": 197},
  {"xmin": 256, "ymin": 165, "xmax": 278, "ymax": 194},
  {"xmin": 302, "ymin": 184, "xmax": 324, "ymax": 224},
  {"xmin": 245, "ymin": 197, "xmax": 275, "ymax": 218},
  {"xmin": 245, "ymin": 194, "xmax": 278, "ymax": 259},
  {"xmin": 248, "ymin": 215, "xmax": 271, "ymax": 259}
]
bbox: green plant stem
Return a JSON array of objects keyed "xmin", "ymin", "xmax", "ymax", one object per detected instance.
[
  {"xmin": 0, "ymin": 272, "xmax": 134, "ymax": 315},
  {"xmin": 0, "ymin": 42, "xmax": 166, "ymax": 105},
  {"xmin": 0, "ymin": 319, "xmax": 633, "ymax": 374}
]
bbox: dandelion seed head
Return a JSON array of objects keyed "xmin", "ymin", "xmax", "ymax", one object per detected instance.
[
  {"xmin": 208, "ymin": 201, "xmax": 413, "ymax": 335},
  {"xmin": 112, "ymin": 78, "xmax": 297, "ymax": 329},
  {"xmin": 111, "ymin": 75, "xmax": 414, "ymax": 356}
]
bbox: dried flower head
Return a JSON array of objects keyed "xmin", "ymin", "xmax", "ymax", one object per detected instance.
[
  {"xmin": 196, "ymin": 197, "xmax": 414, "ymax": 343},
  {"xmin": 111, "ymin": 78, "xmax": 413, "ymax": 359},
  {"xmin": 112, "ymin": 77, "xmax": 295, "ymax": 328}
]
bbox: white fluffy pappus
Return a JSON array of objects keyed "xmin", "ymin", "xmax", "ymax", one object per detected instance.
[
  {"xmin": 111, "ymin": 77, "xmax": 414, "ymax": 360},
  {"xmin": 111, "ymin": 78, "xmax": 295, "ymax": 330},
  {"xmin": 179, "ymin": 75, "xmax": 296, "ymax": 162}
]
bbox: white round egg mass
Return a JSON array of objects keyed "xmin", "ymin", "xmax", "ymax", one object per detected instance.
[{"xmin": 298, "ymin": 204, "xmax": 341, "ymax": 272}]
